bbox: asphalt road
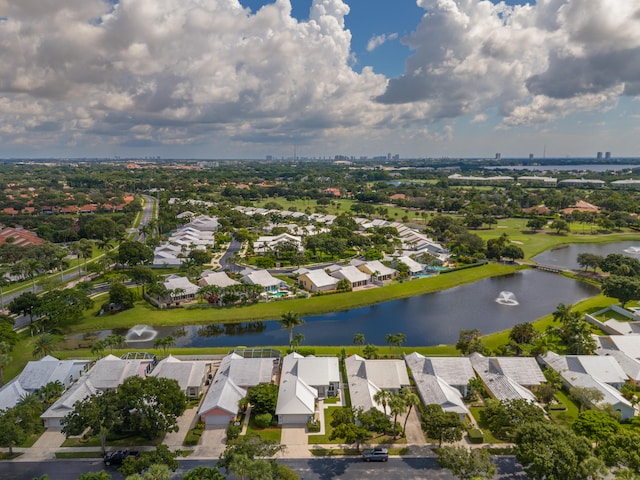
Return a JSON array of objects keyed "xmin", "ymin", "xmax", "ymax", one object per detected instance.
[{"xmin": 0, "ymin": 457, "xmax": 527, "ymax": 480}]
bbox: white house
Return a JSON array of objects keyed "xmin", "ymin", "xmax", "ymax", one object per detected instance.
[
  {"xmin": 150, "ymin": 355, "xmax": 211, "ymax": 398},
  {"xmin": 294, "ymin": 355, "xmax": 340, "ymax": 398},
  {"xmin": 187, "ymin": 215, "xmax": 219, "ymax": 231},
  {"xmin": 163, "ymin": 275, "xmax": 199, "ymax": 301},
  {"xmin": 41, "ymin": 354, "xmax": 154, "ymax": 428},
  {"xmin": 275, "ymin": 353, "xmax": 319, "ymax": 425},
  {"xmin": 253, "ymin": 233, "xmax": 303, "ymax": 255},
  {"xmin": 345, "ymin": 355, "xmax": 410, "ymax": 414},
  {"xmin": 469, "ymin": 353, "xmax": 545, "ymax": 403},
  {"xmin": 198, "ymin": 271, "xmax": 240, "ymax": 288},
  {"xmin": 198, "ymin": 353, "xmax": 277, "ymax": 426},
  {"xmin": 329, "ymin": 266, "xmax": 369, "ymax": 289},
  {"xmin": 0, "ymin": 356, "xmax": 90, "ymax": 411},
  {"xmin": 354, "ymin": 260, "xmax": 397, "ymax": 282},
  {"xmin": 298, "ymin": 269, "xmax": 339, "ymax": 293},
  {"xmin": 241, "ymin": 270, "xmax": 287, "ymax": 292},
  {"xmin": 404, "ymin": 353, "xmax": 475, "ymax": 420},
  {"xmin": 396, "ymin": 256, "xmax": 425, "ymax": 276},
  {"xmin": 540, "ymin": 352, "xmax": 634, "ymax": 420}
]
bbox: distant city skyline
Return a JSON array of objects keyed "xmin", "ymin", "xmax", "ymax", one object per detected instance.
[{"xmin": 0, "ymin": 0, "xmax": 638, "ymax": 159}]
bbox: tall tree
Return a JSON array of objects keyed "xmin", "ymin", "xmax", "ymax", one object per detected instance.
[
  {"xmin": 437, "ymin": 445, "xmax": 497, "ymax": 480},
  {"xmin": 353, "ymin": 333, "xmax": 365, "ymax": 352},
  {"xmin": 0, "ymin": 341, "xmax": 12, "ymax": 386},
  {"xmin": 373, "ymin": 389, "xmax": 393, "ymax": 416},
  {"xmin": 32, "ymin": 333, "xmax": 57, "ymax": 359},
  {"xmin": 279, "ymin": 311, "xmax": 304, "ymax": 345},
  {"xmin": 401, "ymin": 389, "xmax": 421, "ymax": 436},
  {"xmin": 420, "ymin": 404, "xmax": 464, "ymax": 447},
  {"xmin": 515, "ymin": 422, "xmax": 603, "ymax": 480},
  {"xmin": 602, "ymin": 275, "xmax": 640, "ymax": 308}
]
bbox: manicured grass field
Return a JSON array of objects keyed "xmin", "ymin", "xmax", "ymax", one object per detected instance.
[{"xmin": 245, "ymin": 414, "xmax": 282, "ymax": 443}]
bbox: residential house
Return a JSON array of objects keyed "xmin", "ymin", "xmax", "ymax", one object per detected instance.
[
  {"xmin": 404, "ymin": 353, "xmax": 475, "ymax": 420},
  {"xmin": 163, "ymin": 275, "xmax": 199, "ymax": 302},
  {"xmin": 298, "ymin": 269, "xmax": 339, "ymax": 293},
  {"xmin": 241, "ymin": 269, "xmax": 287, "ymax": 293},
  {"xmin": 0, "ymin": 226, "xmax": 45, "ymax": 247},
  {"xmin": 253, "ymin": 233, "xmax": 303, "ymax": 255},
  {"xmin": 540, "ymin": 351, "xmax": 634, "ymax": 419},
  {"xmin": 41, "ymin": 354, "xmax": 154, "ymax": 428},
  {"xmin": 469, "ymin": 353, "xmax": 545, "ymax": 403},
  {"xmin": 150, "ymin": 355, "xmax": 211, "ymax": 398},
  {"xmin": 354, "ymin": 260, "xmax": 397, "ymax": 282},
  {"xmin": 294, "ymin": 355, "xmax": 340, "ymax": 398},
  {"xmin": 345, "ymin": 355, "xmax": 410, "ymax": 414},
  {"xmin": 275, "ymin": 353, "xmax": 319, "ymax": 425},
  {"xmin": 329, "ymin": 266, "xmax": 369, "ymax": 289},
  {"xmin": 0, "ymin": 356, "xmax": 90, "ymax": 411},
  {"xmin": 199, "ymin": 353, "xmax": 277, "ymax": 426},
  {"xmin": 198, "ymin": 271, "xmax": 240, "ymax": 289},
  {"xmin": 396, "ymin": 256, "xmax": 426, "ymax": 276}
]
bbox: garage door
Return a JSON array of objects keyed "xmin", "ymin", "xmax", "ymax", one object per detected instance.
[{"xmin": 205, "ymin": 414, "xmax": 232, "ymax": 426}]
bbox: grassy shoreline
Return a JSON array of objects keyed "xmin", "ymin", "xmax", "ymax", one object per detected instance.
[{"xmin": 75, "ymin": 263, "xmax": 522, "ymax": 332}]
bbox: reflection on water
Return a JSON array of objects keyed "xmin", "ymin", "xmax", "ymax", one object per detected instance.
[
  {"xmin": 76, "ymin": 269, "xmax": 597, "ymax": 347},
  {"xmin": 533, "ymin": 241, "xmax": 640, "ymax": 270}
]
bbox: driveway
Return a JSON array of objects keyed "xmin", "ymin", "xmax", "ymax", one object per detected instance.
[
  {"xmin": 163, "ymin": 406, "xmax": 199, "ymax": 449},
  {"xmin": 280, "ymin": 425, "xmax": 311, "ymax": 459},
  {"xmin": 403, "ymin": 407, "xmax": 426, "ymax": 445},
  {"xmin": 191, "ymin": 427, "xmax": 227, "ymax": 459}
]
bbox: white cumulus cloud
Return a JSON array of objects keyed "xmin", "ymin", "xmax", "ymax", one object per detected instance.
[{"xmin": 366, "ymin": 32, "xmax": 398, "ymax": 52}]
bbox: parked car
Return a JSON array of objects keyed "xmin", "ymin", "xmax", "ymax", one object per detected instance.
[
  {"xmin": 362, "ymin": 447, "xmax": 388, "ymax": 462},
  {"xmin": 103, "ymin": 450, "xmax": 140, "ymax": 466}
]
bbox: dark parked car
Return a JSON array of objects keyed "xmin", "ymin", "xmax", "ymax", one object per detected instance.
[
  {"xmin": 362, "ymin": 447, "xmax": 388, "ymax": 462},
  {"xmin": 103, "ymin": 450, "xmax": 140, "ymax": 466}
]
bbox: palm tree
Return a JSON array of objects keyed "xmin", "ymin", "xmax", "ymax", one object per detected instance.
[
  {"xmin": 32, "ymin": 333, "xmax": 57, "ymax": 359},
  {"xmin": 373, "ymin": 389, "xmax": 393, "ymax": 416},
  {"xmin": 91, "ymin": 339, "xmax": 107, "ymax": 359},
  {"xmin": 401, "ymin": 389, "xmax": 420, "ymax": 436},
  {"xmin": 279, "ymin": 311, "xmax": 305, "ymax": 345},
  {"xmin": 552, "ymin": 303, "xmax": 573, "ymax": 325},
  {"xmin": 385, "ymin": 332, "xmax": 406, "ymax": 353},
  {"xmin": 389, "ymin": 393, "xmax": 407, "ymax": 439},
  {"xmin": 21, "ymin": 258, "xmax": 42, "ymax": 293},
  {"xmin": 353, "ymin": 333, "xmax": 365, "ymax": 352}
]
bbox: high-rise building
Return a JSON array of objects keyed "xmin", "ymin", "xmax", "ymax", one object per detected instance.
[
  {"xmin": 529, "ymin": 153, "xmax": 534, "ymax": 160},
  {"xmin": 597, "ymin": 152, "xmax": 603, "ymax": 160},
  {"xmin": 605, "ymin": 152, "xmax": 611, "ymax": 160},
  {"xmin": 495, "ymin": 153, "xmax": 501, "ymax": 160}
]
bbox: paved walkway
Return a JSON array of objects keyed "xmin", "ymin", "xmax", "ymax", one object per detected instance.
[
  {"xmin": 14, "ymin": 430, "xmax": 66, "ymax": 462},
  {"xmin": 403, "ymin": 408, "xmax": 426, "ymax": 444},
  {"xmin": 163, "ymin": 406, "xmax": 199, "ymax": 449}
]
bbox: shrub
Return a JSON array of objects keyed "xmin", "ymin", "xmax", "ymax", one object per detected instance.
[
  {"xmin": 468, "ymin": 429, "xmax": 484, "ymax": 444},
  {"xmin": 307, "ymin": 419, "xmax": 321, "ymax": 433},
  {"xmin": 226, "ymin": 423, "xmax": 241, "ymax": 440},
  {"xmin": 254, "ymin": 413, "xmax": 273, "ymax": 429},
  {"xmin": 548, "ymin": 404, "xmax": 567, "ymax": 411}
]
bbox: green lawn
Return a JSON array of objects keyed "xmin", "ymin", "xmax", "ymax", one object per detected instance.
[
  {"xmin": 548, "ymin": 390, "xmax": 580, "ymax": 427},
  {"xmin": 68, "ymin": 263, "xmax": 520, "ymax": 332},
  {"xmin": 468, "ymin": 407, "xmax": 506, "ymax": 444},
  {"xmin": 308, "ymin": 406, "xmax": 343, "ymax": 444},
  {"xmin": 61, "ymin": 433, "xmax": 163, "ymax": 448},
  {"xmin": 474, "ymin": 218, "xmax": 640, "ymax": 259},
  {"xmin": 245, "ymin": 414, "xmax": 282, "ymax": 443}
]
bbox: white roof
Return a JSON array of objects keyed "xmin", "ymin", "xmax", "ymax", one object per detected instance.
[
  {"xmin": 330, "ymin": 265, "xmax": 369, "ymax": 284},
  {"xmin": 0, "ymin": 379, "xmax": 28, "ymax": 411},
  {"xmin": 603, "ymin": 335, "xmax": 640, "ymax": 359},
  {"xmin": 41, "ymin": 355, "xmax": 152, "ymax": 421},
  {"xmin": 150, "ymin": 356, "xmax": 209, "ymax": 391},
  {"xmin": 300, "ymin": 269, "xmax": 338, "ymax": 289},
  {"xmin": 163, "ymin": 275, "xmax": 199, "ymax": 295},
  {"xmin": 198, "ymin": 272, "xmax": 240, "ymax": 288},
  {"xmin": 15, "ymin": 356, "xmax": 89, "ymax": 392},
  {"xmin": 469, "ymin": 353, "xmax": 540, "ymax": 402},
  {"xmin": 404, "ymin": 353, "xmax": 475, "ymax": 387},
  {"xmin": 241, "ymin": 270, "xmax": 282, "ymax": 288},
  {"xmin": 276, "ymin": 353, "xmax": 318, "ymax": 417},
  {"xmin": 345, "ymin": 355, "xmax": 410, "ymax": 414},
  {"xmin": 187, "ymin": 215, "xmax": 219, "ymax": 231},
  {"xmin": 296, "ymin": 356, "xmax": 340, "ymax": 387},
  {"xmin": 358, "ymin": 260, "xmax": 396, "ymax": 277},
  {"xmin": 397, "ymin": 256, "xmax": 424, "ymax": 273},
  {"xmin": 541, "ymin": 351, "xmax": 627, "ymax": 385},
  {"xmin": 198, "ymin": 353, "xmax": 275, "ymax": 417},
  {"xmin": 597, "ymin": 349, "xmax": 640, "ymax": 382}
]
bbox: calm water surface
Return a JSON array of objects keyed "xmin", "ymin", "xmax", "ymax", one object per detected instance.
[
  {"xmin": 532, "ymin": 241, "xmax": 640, "ymax": 270},
  {"xmin": 98, "ymin": 269, "xmax": 598, "ymax": 347}
]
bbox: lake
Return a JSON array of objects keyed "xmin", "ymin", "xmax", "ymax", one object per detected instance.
[
  {"xmin": 532, "ymin": 241, "xmax": 640, "ymax": 270},
  {"xmin": 94, "ymin": 269, "xmax": 598, "ymax": 348}
]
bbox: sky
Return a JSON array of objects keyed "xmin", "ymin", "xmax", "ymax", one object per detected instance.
[{"xmin": 0, "ymin": 0, "xmax": 639, "ymax": 160}]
